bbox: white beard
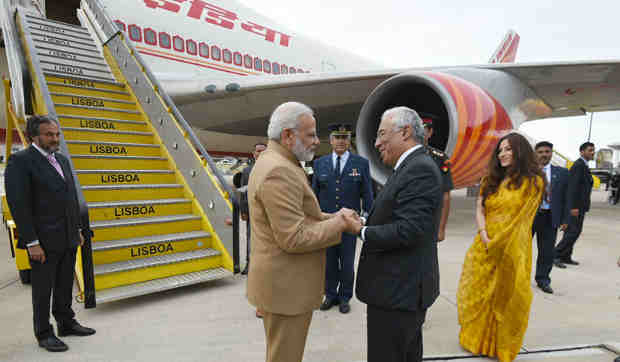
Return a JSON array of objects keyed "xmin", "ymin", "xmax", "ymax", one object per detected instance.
[{"xmin": 292, "ymin": 137, "xmax": 315, "ymax": 162}]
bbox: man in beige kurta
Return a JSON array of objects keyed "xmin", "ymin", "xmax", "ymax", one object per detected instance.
[{"xmin": 247, "ymin": 102, "xmax": 360, "ymax": 362}]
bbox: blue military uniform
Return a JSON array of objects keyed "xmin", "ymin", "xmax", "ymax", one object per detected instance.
[{"xmin": 312, "ymin": 124, "xmax": 373, "ymax": 307}]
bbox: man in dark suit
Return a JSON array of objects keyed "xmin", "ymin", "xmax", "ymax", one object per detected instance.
[
  {"xmin": 312, "ymin": 124, "xmax": 373, "ymax": 314},
  {"xmin": 353, "ymin": 107, "xmax": 442, "ymax": 362},
  {"xmin": 555, "ymin": 142, "xmax": 595, "ymax": 266},
  {"xmin": 233, "ymin": 142, "xmax": 267, "ymax": 276},
  {"xmin": 532, "ymin": 141, "xmax": 570, "ymax": 294},
  {"xmin": 5, "ymin": 115, "xmax": 95, "ymax": 352}
]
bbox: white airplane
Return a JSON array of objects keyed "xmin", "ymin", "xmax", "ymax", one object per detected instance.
[{"xmin": 4, "ymin": 0, "xmax": 620, "ymax": 189}]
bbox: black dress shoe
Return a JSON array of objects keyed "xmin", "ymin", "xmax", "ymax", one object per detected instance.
[
  {"xmin": 563, "ymin": 258, "xmax": 579, "ymax": 265},
  {"xmin": 319, "ymin": 298, "xmax": 339, "ymax": 311},
  {"xmin": 553, "ymin": 260, "xmax": 567, "ymax": 269},
  {"xmin": 241, "ymin": 265, "xmax": 249, "ymax": 275},
  {"xmin": 339, "ymin": 302, "xmax": 351, "ymax": 314},
  {"xmin": 538, "ymin": 284, "xmax": 553, "ymax": 294},
  {"xmin": 58, "ymin": 322, "xmax": 96, "ymax": 337},
  {"xmin": 38, "ymin": 335, "xmax": 68, "ymax": 352}
]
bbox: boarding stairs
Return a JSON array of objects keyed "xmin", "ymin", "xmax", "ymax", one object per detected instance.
[{"xmin": 2, "ymin": 1, "xmax": 239, "ymax": 307}]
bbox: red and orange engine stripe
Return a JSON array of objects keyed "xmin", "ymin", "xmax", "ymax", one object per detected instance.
[{"xmin": 427, "ymin": 72, "xmax": 513, "ymax": 188}]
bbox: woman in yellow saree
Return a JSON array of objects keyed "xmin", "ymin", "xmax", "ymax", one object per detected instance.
[{"xmin": 458, "ymin": 133, "xmax": 545, "ymax": 362}]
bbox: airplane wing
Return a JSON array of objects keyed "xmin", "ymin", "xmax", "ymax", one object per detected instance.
[{"xmin": 164, "ymin": 60, "xmax": 620, "ymax": 137}]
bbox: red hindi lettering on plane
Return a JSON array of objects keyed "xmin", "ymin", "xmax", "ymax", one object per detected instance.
[
  {"xmin": 187, "ymin": 0, "xmax": 238, "ymax": 30},
  {"xmin": 241, "ymin": 21, "xmax": 291, "ymax": 47},
  {"xmin": 143, "ymin": 0, "xmax": 186, "ymax": 13}
]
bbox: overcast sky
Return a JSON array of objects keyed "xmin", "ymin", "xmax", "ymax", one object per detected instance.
[{"xmin": 239, "ymin": 0, "xmax": 619, "ymax": 160}]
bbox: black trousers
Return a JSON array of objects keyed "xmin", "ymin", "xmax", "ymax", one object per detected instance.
[
  {"xmin": 246, "ymin": 218, "xmax": 251, "ymax": 264},
  {"xmin": 367, "ymin": 305, "xmax": 427, "ymax": 362},
  {"xmin": 532, "ymin": 210, "xmax": 557, "ymax": 287},
  {"xmin": 30, "ymin": 247, "xmax": 77, "ymax": 340},
  {"xmin": 325, "ymin": 233, "xmax": 356, "ymax": 302},
  {"xmin": 555, "ymin": 211, "xmax": 586, "ymax": 260}
]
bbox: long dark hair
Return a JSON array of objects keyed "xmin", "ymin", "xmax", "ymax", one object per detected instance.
[{"xmin": 481, "ymin": 133, "xmax": 545, "ymax": 204}]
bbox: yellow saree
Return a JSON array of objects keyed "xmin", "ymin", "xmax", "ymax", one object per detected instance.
[{"xmin": 457, "ymin": 176, "xmax": 543, "ymax": 362}]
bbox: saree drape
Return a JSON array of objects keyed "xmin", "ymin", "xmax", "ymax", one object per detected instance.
[{"xmin": 457, "ymin": 176, "xmax": 543, "ymax": 361}]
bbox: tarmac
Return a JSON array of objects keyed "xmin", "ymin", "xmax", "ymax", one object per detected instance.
[{"xmin": 0, "ymin": 189, "xmax": 618, "ymax": 362}]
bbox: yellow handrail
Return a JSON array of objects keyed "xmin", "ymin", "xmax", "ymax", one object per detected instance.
[{"xmin": 3, "ymin": 79, "xmax": 28, "ymax": 165}]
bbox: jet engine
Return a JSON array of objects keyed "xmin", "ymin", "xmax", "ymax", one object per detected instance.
[{"xmin": 356, "ymin": 71, "xmax": 517, "ymax": 189}]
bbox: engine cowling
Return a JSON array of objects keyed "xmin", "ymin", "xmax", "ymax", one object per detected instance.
[{"xmin": 356, "ymin": 71, "xmax": 515, "ymax": 189}]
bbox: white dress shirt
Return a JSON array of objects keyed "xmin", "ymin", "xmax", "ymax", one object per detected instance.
[
  {"xmin": 540, "ymin": 163, "xmax": 551, "ymax": 210},
  {"xmin": 332, "ymin": 150, "xmax": 350, "ymax": 174}
]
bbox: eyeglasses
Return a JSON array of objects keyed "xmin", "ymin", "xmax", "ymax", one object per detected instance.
[{"xmin": 375, "ymin": 126, "xmax": 403, "ymax": 141}]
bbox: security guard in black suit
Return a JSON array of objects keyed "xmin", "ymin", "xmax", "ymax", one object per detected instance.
[
  {"xmin": 422, "ymin": 116, "xmax": 454, "ymax": 242},
  {"xmin": 312, "ymin": 124, "xmax": 373, "ymax": 313}
]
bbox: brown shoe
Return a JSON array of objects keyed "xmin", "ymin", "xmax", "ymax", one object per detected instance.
[{"xmin": 255, "ymin": 309, "xmax": 264, "ymax": 319}]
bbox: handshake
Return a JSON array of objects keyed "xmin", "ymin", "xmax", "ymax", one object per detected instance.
[{"xmin": 335, "ymin": 208, "xmax": 364, "ymax": 235}]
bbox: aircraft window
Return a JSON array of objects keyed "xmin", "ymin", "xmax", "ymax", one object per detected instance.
[
  {"xmin": 199, "ymin": 42, "xmax": 209, "ymax": 58},
  {"xmin": 281, "ymin": 65, "xmax": 288, "ymax": 74},
  {"xmin": 211, "ymin": 46, "xmax": 221, "ymax": 61},
  {"xmin": 144, "ymin": 28, "xmax": 157, "ymax": 45},
  {"xmin": 128, "ymin": 25, "xmax": 142, "ymax": 42},
  {"xmin": 233, "ymin": 52, "xmax": 242, "ymax": 66},
  {"xmin": 159, "ymin": 32, "xmax": 171, "ymax": 49},
  {"xmin": 187, "ymin": 40, "xmax": 197, "ymax": 55},
  {"xmin": 273, "ymin": 62, "xmax": 280, "ymax": 74},
  {"xmin": 244, "ymin": 54, "xmax": 252, "ymax": 69},
  {"xmin": 263, "ymin": 60, "xmax": 271, "ymax": 73},
  {"xmin": 114, "ymin": 20, "xmax": 126, "ymax": 32},
  {"xmin": 173, "ymin": 35, "xmax": 185, "ymax": 52},
  {"xmin": 254, "ymin": 57, "xmax": 262, "ymax": 71},
  {"xmin": 297, "ymin": 68, "xmax": 304, "ymax": 73},
  {"xmin": 290, "ymin": 67, "xmax": 296, "ymax": 74},
  {"xmin": 223, "ymin": 49, "xmax": 232, "ymax": 63}
]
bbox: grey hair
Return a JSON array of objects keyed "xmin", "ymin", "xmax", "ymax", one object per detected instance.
[
  {"xmin": 381, "ymin": 106, "xmax": 425, "ymax": 144},
  {"xmin": 267, "ymin": 102, "xmax": 314, "ymax": 141}
]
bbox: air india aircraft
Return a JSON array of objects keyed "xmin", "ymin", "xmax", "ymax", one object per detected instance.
[{"xmin": 5, "ymin": 0, "xmax": 620, "ymax": 188}]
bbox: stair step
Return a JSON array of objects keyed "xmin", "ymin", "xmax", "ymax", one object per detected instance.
[
  {"xmin": 95, "ymin": 268, "xmax": 231, "ymax": 304},
  {"xmin": 58, "ymin": 115, "xmax": 147, "ymax": 132},
  {"xmin": 25, "ymin": 15, "xmax": 90, "ymax": 34},
  {"xmin": 88, "ymin": 198, "xmax": 191, "ymax": 221},
  {"xmin": 90, "ymin": 214, "xmax": 202, "ymax": 242},
  {"xmin": 76, "ymin": 169, "xmax": 176, "ymax": 185},
  {"xmin": 37, "ymin": 47, "xmax": 106, "ymax": 65},
  {"xmin": 72, "ymin": 154, "xmax": 168, "ymax": 171},
  {"xmin": 39, "ymin": 56, "xmax": 110, "ymax": 73},
  {"xmin": 67, "ymin": 140, "xmax": 161, "ymax": 157},
  {"xmin": 49, "ymin": 83, "xmax": 131, "ymax": 101},
  {"xmin": 40, "ymin": 61, "xmax": 116, "ymax": 82},
  {"xmin": 82, "ymin": 183, "xmax": 183, "ymax": 202},
  {"xmin": 45, "ymin": 73, "xmax": 125, "ymax": 90},
  {"xmin": 52, "ymin": 93, "xmax": 136, "ymax": 110},
  {"xmin": 92, "ymin": 231, "xmax": 211, "ymax": 264},
  {"xmin": 31, "ymin": 32, "xmax": 97, "ymax": 50},
  {"xmin": 55, "ymin": 103, "xmax": 142, "ymax": 120},
  {"xmin": 62, "ymin": 127, "xmax": 153, "ymax": 143},
  {"xmin": 94, "ymin": 249, "xmax": 221, "ymax": 290},
  {"xmin": 29, "ymin": 27, "xmax": 95, "ymax": 45}
]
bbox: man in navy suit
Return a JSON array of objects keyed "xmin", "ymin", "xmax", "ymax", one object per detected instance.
[
  {"xmin": 555, "ymin": 142, "xmax": 595, "ymax": 266},
  {"xmin": 5, "ymin": 115, "xmax": 95, "ymax": 352},
  {"xmin": 312, "ymin": 123, "xmax": 373, "ymax": 313},
  {"xmin": 532, "ymin": 141, "xmax": 570, "ymax": 294}
]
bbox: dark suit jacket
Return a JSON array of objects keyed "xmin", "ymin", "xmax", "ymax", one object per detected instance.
[
  {"xmin": 566, "ymin": 158, "xmax": 593, "ymax": 212},
  {"xmin": 234, "ymin": 159, "xmax": 255, "ymax": 215},
  {"xmin": 548, "ymin": 165, "xmax": 570, "ymax": 228},
  {"xmin": 312, "ymin": 153, "xmax": 373, "ymax": 215},
  {"xmin": 5, "ymin": 146, "xmax": 81, "ymax": 252},
  {"xmin": 356, "ymin": 147, "xmax": 442, "ymax": 312}
]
